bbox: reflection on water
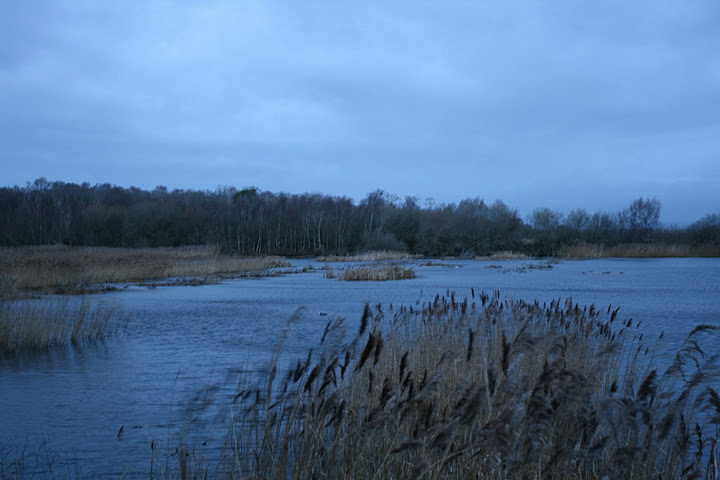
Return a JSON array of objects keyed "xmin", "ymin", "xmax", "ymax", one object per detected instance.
[{"xmin": 1, "ymin": 258, "xmax": 719, "ymax": 476}]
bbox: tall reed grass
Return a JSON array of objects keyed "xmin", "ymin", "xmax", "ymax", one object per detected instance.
[
  {"xmin": 0, "ymin": 246, "xmax": 290, "ymax": 298},
  {"xmin": 316, "ymin": 251, "xmax": 416, "ymax": 262},
  {"xmin": 219, "ymin": 293, "xmax": 719, "ymax": 479},
  {"xmin": 0, "ymin": 298, "xmax": 127, "ymax": 355},
  {"xmin": 474, "ymin": 251, "xmax": 529, "ymax": 261},
  {"xmin": 327, "ymin": 264, "xmax": 417, "ymax": 281},
  {"xmin": 562, "ymin": 242, "xmax": 720, "ymax": 258}
]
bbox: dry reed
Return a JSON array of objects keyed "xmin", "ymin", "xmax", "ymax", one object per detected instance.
[
  {"xmin": 220, "ymin": 293, "xmax": 720, "ymax": 479},
  {"xmin": 474, "ymin": 251, "xmax": 530, "ymax": 261},
  {"xmin": 0, "ymin": 298, "xmax": 127, "ymax": 355},
  {"xmin": 0, "ymin": 245, "xmax": 290, "ymax": 298},
  {"xmin": 563, "ymin": 243, "xmax": 720, "ymax": 258},
  {"xmin": 316, "ymin": 251, "xmax": 416, "ymax": 262},
  {"xmin": 334, "ymin": 265, "xmax": 416, "ymax": 281}
]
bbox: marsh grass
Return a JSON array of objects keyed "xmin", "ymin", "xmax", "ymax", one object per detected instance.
[
  {"xmin": 316, "ymin": 251, "xmax": 416, "ymax": 262},
  {"xmin": 474, "ymin": 251, "xmax": 530, "ymax": 261},
  {"xmin": 326, "ymin": 265, "xmax": 417, "ymax": 281},
  {"xmin": 0, "ymin": 297, "xmax": 127, "ymax": 355},
  {"xmin": 563, "ymin": 243, "xmax": 720, "ymax": 258},
  {"xmin": 221, "ymin": 293, "xmax": 720, "ymax": 479},
  {"xmin": 419, "ymin": 261, "xmax": 456, "ymax": 267},
  {"xmin": 0, "ymin": 246, "xmax": 290, "ymax": 298}
]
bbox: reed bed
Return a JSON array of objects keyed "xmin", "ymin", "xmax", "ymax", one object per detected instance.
[
  {"xmin": 220, "ymin": 293, "xmax": 720, "ymax": 479},
  {"xmin": 0, "ymin": 246, "xmax": 290, "ymax": 298},
  {"xmin": 563, "ymin": 242, "xmax": 720, "ymax": 258},
  {"xmin": 316, "ymin": 251, "xmax": 416, "ymax": 262},
  {"xmin": 419, "ymin": 261, "xmax": 457, "ymax": 267},
  {"xmin": 0, "ymin": 298, "xmax": 127, "ymax": 355},
  {"xmin": 326, "ymin": 265, "xmax": 417, "ymax": 281},
  {"xmin": 474, "ymin": 251, "xmax": 530, "ymax": 261}
]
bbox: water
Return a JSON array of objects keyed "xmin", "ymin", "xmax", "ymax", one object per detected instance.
[{"xmin": 1, "ymin": 258, "xmax": 719, "ymax": 477}]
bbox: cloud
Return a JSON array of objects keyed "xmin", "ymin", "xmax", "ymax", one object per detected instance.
[{"xmin": 1, "ymin": 0, "xmax": 719, "ymax": 223}]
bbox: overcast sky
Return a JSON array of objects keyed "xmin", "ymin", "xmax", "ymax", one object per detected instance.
[{"xmin": 1, "ymin": 1, "xmax": 719, "ymax": 224}]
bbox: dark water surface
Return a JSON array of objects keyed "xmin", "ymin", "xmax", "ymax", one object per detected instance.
[{"xmin": 1, "ymin": 258, "xmax": 719, "ymax": 477}]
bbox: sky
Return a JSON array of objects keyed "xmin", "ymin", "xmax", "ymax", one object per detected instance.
[{"xmin": 1, "ymin": 1, "xmax": 719, "ymax": 225}]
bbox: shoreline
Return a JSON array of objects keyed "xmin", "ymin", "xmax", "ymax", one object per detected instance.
[
  {"xmin": 2, "ymin": 245, "xmax": 719, "ymax": 300},
  {"xmin": 0, "ymin": 245, "xmax": 291, "ymax": 300}
]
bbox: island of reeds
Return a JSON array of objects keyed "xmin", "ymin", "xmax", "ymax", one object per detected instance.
[{"xmin": 324, "ymin": 264, "xmax": 417, "ymax": 281}]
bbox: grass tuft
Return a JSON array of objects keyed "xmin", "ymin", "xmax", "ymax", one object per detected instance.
[{"xmin": 0, "ymin": 298, "xmax": 127, "ymax": 356}]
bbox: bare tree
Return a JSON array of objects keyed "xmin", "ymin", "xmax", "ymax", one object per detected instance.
[
  {"xmin": 529, "ymin": 208, "xmax": 563, "ymax": 232},
  {"xmin": 625, "ymin": 197, "xmax": 661, "ymax": 241}
]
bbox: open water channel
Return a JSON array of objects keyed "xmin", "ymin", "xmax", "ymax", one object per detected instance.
[{"xmin": 1, "ymin": 258, "xmax": 719, "ymax": 477}]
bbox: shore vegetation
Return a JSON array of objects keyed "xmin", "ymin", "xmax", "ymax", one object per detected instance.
[
  {"xmin": 0, "ymin": 245, "xmax": 290, "ymax": 298},
  {"xmin": 474, "ymin": 251, "xmax": 529, "ymax": 261},
  {"xmin": 214, "ymin": 293, "xmax": 720, "ymax": 479},
  {"xmin": 0, "ymin": 297, "xmax": 127, "ymax": 356},
  {"xmin": 2, "ymin": 179, "xmax": 718, "ymax": 258},
  {"xmin": 316, "ymin": 250, "xmax": 416, "ymax": 262},
  {"xmin": 561, "ymin": 242, "xmax": 720, "ymax": 258}
]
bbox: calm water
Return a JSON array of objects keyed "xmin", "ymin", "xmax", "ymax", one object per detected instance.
[{"xmin": 1, "ymin": 258, "xmax": 719, "ymax": 477}]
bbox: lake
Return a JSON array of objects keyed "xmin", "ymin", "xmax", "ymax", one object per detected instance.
[{"xmin": 1, "ymin": 257, "xmax": 719, "ymax": 477}]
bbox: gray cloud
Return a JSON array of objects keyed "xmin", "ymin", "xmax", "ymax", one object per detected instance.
[{"xmin": 1, "ymin": 1, "xmax": 719, "ymax": 224}]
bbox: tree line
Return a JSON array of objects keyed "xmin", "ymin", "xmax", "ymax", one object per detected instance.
[{"xmin": 1, "ymin": 178, "xmax": 718, "ymax": 256}]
